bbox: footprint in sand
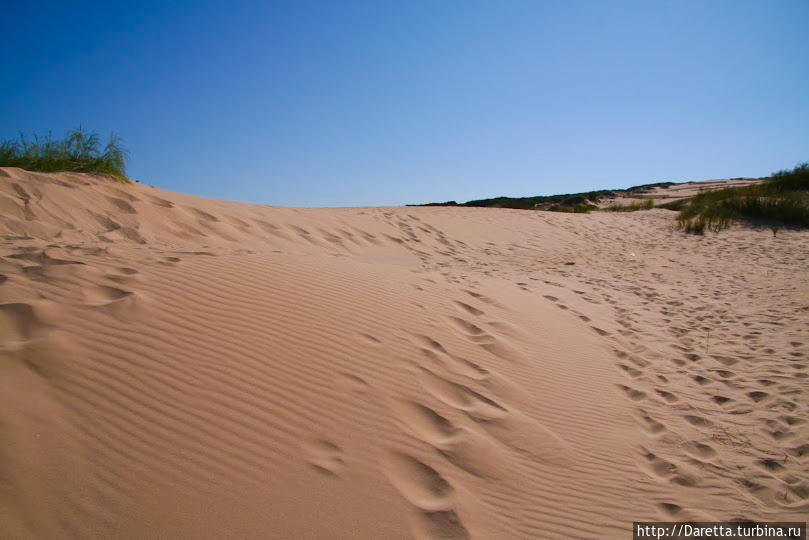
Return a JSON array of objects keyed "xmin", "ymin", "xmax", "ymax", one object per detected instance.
[
  {"xmin": 0, "ymin": 302, "xmax": 51, "ymax": 351},
  {"xmin": 635, "ymin": 409, "xmax": 666, "ymax": 434},
  {"xmin": 107, "ymin": 187, "xmax": 140, "ymax": 202},
  {"xmin": 454, "ymin": 300, "xmax": 484, "ymax": 317},
  {"xmin": 383, "ymin": 452, "xmax": 471, "ymax": 540},
  {"xmin": 654, "ymin": 502, "xmax": 716, "ymax": 522},
  {"xmin": 755, "ymin": 458, "xmax": 786, "ymax": 473},
  {"xmin": 638, "ymin": 449, "xmax": 677, "ymax": 478},
  {"xmin": 684, "ymin": 414, "xmax": 713, "ymax": 428},
  {"xmin": 445, "ymin": 316, "xmax": 485, "ymax": 337},
  {"xmin": 304, "ymin": 439, "xmax": 345, "ymax": 477},
  {"xmin": 711, "ymin": 395, "xmax": 733, "ymax": 406},
  {"xmin": 388, "ymin": 399, "xmax": 510, "ymax": 480},
  {"xmin": 146, "ymin": 194, "xmax": 174, "ymax": 208},
  {"xmin": 335, "ymin": 372, "xmax": 370, "ymax": 394},
  {"xmin": 416, "ymin": 368, "xmax": 571, "ymax": 465},
  {"xmin": 454, "ymin": 329, "xmax": 525, "ymax": 364},
  {"xmin": 692, "ymin": 374, "xmax": 712, "ymax": 385},
  {"xmin": 779, "ymin": 415, "xmax": 805, "ymax": 427},
  {"xmin": 657, "ymin": 502, "xmax": 683, "ymax": 518},
  {"xmin": 786, "ymin": 443, "xmax": 808, "ymax": 460},
  {"xmin": 188, "ymin": 207, "xmax": 219, "ymax": 222},
  {"xmin": 253, "ymin": 219, "xmax": 293, "ymax": 241},
  {"xmin": 654, "ymin": 389, "xmax": 678, "ymax": 403},
  {"xmin": 617, "ymin": 363, "xmax": 643, "ymax": 378},
  {"xmin": 106, "ymin": 272, "xmax": 138, "ymax": 284},
  {"xmin": 683, "ymin": 441, "xmax": 716, "ymax": 459},
  {"xmin": 747, "ymin": 391, "xmax": 769, "ymax": 403},
  {"xmin": 226, "ymin": 216, "xmax": 252, "ymax": 229},
  {"xmin": 461, "ymin": 290, "xmax": 504, "ymax": 308},
  {"xmin": 445, "ymin": 356, "xmax": 489, "ymax": 381},
  {"xmin": 412, "ymin": 335, "xmax": 450, "ymax": 355},
  {"xmin": 389, "ymin": 400, "xmax": 458, "ymax": 442},
  {"xmin": 106, "ymin": 196, "xmax": 137, "ymax": 214},
  {"xmin": 83, "ymin": 285, "xmax": 134, "ymax": 306},
  {"xmin": 414, "ymin": 510, "xmax": 470, "ymax": 540},
  {"xmin": 637, "ymin": 448, "xmax": 702, "ymax": 487},
  {"xmin": 617, "ymin": 384, "xmax": 647, "ymax": 401}
]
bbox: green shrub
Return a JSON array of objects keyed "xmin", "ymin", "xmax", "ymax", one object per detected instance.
[
  {"xmin": 657, "ymin": 199, "xmax": 687, "ymax": 211},
  {"xmin": 547, "ymin": 202, "xmax": 596, "ymax": 213},
  {"xmin": 770, "ymin": 162, "xmax": 809, "ymax": 191},
  {"xmin": 681, "ymin": 218, "xmax": 706, "ymax": 234},
  {"xmin": 0, "ymin": 128, "xmax": 129, "ymax": 180},
  {"xmin": 416, "ymin": 190, "xmax": 616, "ymax": 210},
  {"xmin": 603, "ymin": 199, "xmax": 654, "ymax": 212},
  {"xmin": 677, "ymin": 163, "xmax": 809, "ymax": 233}
]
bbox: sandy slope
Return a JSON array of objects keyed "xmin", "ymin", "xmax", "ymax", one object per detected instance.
[
  {"xmin": 0, "ymin": 167, "xmax": 807, "ymax": 539},
  {"xmin": 598, "ymin": 177, "xmax": 767, "ymax": 208}
]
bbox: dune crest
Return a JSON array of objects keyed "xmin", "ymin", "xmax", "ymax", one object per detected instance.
[{"xmin": 1, "ymin": 168, "xmax": 807, "ymax": 538}]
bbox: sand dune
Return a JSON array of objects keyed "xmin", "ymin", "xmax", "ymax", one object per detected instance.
[
  {"xmin": 598, "ymin": 177, "xmax": 766, "ymax": 209},
  {"xmin": 1, "ymin": 167, "xmax": 807, "ymax": 539}
]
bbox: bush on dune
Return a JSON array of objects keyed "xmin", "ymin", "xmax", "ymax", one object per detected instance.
[
  {"xmin": 677, "ymin": 163, "xmax": 809, "ymax": 234},
  {"xmin": 603, "ymin": 199, "xmax": 655, "ymax": 212},
  {"xmin": 656, "ymin": 199, "xmax": 687, "ymax": 211},
  {"xmin": 0, "ymin": 128, "xmax": 129, "ymax": 180}
]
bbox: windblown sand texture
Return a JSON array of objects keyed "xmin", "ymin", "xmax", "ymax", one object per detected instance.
[{"xmin": 1, "ymin": 167, "xmax": 807, "ymax": 539}]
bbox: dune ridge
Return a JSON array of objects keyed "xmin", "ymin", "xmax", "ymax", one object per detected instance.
[{"xmin": 1, "ymin": 167, "xmax": 807, "ymax": 539}]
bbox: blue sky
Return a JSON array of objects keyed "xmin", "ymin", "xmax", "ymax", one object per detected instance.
[{"xmin": 2, "ymin": 1, "xmax": 807, "ymax": 206}]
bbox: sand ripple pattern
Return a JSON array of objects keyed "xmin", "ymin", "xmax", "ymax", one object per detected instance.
[{"xmin": 1, "ymin": 168, "xmax": 807, "ymax": 538}]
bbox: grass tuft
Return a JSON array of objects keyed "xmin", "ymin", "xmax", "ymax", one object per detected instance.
[
  {"xmin": 656, "ymin": 199, "xmax": 687, "ymax": 211},
  {"xmin": 676, "ymin": 163, "xmax": 809, "ymax": 233},
  {"xmin": 546, "ymin": 203, "xmax": 596, "ymax": 213},
  {"xmin": 603, "ymin": 199, "xmax": 654, "ymax": 212},
  {"xmin": 0, "ymin": 128, "xmax": 129, "ymax": 180}
]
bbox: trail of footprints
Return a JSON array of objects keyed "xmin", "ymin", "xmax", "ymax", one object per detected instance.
[
  {"xmin": 387, "ymin": 296, "xmax": 571, "ymax": 538},
  {"xmin": 530, "ymin": 218, "xmax": 809, "ymax": 518},
  {"xmin": 0, "ymin": 244, "xmax": 143, "ymax": 318},
  {"xmin": 383, "ymin": 451, "xmax": 469, "ymax": 539},
  {"xmin": 6, "ymin": 201, "xmax": 807, "ymax": 527},
  {"xmin": 309, "ymin": 211, "xmax": 809, "ymax": 523},
  {"xmin": 317, "ymin": 288, "xmax": 571, "ymax": 539},
  {"xmin": 609, "ymin": 306, "xmax": 808, "ymax": 511}
]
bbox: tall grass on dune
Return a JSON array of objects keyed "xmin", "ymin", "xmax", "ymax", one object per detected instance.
[
  {"xmin": 0, "ymin": 128, "xmax": 128, "ymax": 180},
  {"xmin": 603, "ymin": 199, "xmax": 655, "ymax": 212},
  {"xmin": 676, "ymin": 163, "xmax": 809, "ymax": 234}
]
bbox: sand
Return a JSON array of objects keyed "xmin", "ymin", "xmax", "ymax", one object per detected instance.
[{"xmin": 1, "ymin": 167, "xmax": 807, "ymax": 539}]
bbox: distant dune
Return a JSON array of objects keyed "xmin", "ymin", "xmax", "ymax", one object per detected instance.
[
  {"xmin": 597, "ymin": 177, "xmax": 768, "ymax": 208},
  {"xmin": 1, "ymin": 167, "xmax": 807, "ymax": 539},
  {"xmin": 414, "ymin": 177, "xmax": 767, "ymax": 211}
]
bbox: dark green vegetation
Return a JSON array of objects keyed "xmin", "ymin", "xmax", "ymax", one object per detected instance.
[
  {"xmin": 411, "ymin": 190, "xmax": 615, "ymax": 212},
  {"xmin": 0, "ymin": 128, "xmax": 128, "ymax": 180},
  {"xmin": 411, "ymin": 180, "xmax": 677, "ymax": 213},
  {"xmin": 656, "ymin": 199, "xmax": 687, "ymax": 211},
  {"xmin": 625, "ymin": 181, "xmax": 675, "ymax": 193},
  {"xmin": 676, "ymin": 163, "xmax": 809, "ymax": 234},
  {"xmin": 604, "ymin": 199, "xmax": 655, "ymax": 212}
]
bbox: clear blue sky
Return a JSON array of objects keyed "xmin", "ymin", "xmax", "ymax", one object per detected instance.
[{"xmin": 2, "ymin": 1, "xmax": 807, "ymax": 206}]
